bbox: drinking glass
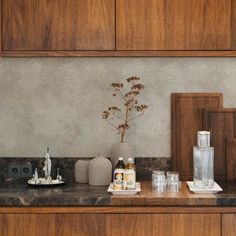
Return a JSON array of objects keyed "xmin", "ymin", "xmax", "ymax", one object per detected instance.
[
  {"xmin": 152, "ymin": 171, "xmax": 166, "ymax": 192},
  {"xmin": 166, "ymin": 171, "xmax": 181, "ymax": 192}
]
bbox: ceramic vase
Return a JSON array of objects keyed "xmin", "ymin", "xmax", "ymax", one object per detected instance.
[
  {"xmin": 88, "ymin": 155, "xmax": 112, "ymax": 186},
  {"xmin": 111, "ymin": 142, "xmax": 133, "ymax": 167},
  {"xmin": 75, "ymin": 160, "xmax": 90, "ymax": 183}
]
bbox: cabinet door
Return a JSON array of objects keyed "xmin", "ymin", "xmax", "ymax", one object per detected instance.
[
  {"xmin": 3, "ymin": 0, "xmax": 115, "ymax": 50},
  {"xmin": 105, "ymin": 214, "xmax": 221, "ymax": 236},
  {"xmin": 0, "ymin": 214, "xmax": 105, "ymax": 236},
  {"xmin": 222, "ymin": 214, "xmax": 236, "ymax": 236},
  {"xmin": 116, "ymin": 0, "xmax": 231, "ymax": 50}
]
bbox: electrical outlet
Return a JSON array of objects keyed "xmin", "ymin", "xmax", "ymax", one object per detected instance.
[
  {"xmin": 8, "ymin": 163, "xmax": 32, "ymax": 178},
  {"xmin": 8, "ymin": 164, "xmax": 21, "ymax": 178},
  {"xmin": 20, "ymin": 164, "xmax": 32, "ymax": 178}
]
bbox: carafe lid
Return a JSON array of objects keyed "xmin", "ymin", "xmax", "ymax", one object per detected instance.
[{"xmin": 197, "ymin": 131, "xmax": 210, "ymax": 147}]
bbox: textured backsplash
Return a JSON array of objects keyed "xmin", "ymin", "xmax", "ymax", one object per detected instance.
[
  {"xmin": 0, "ymin": 58, "xmax": 236, "ymax": 157},
  {"xmin": 0, "ymin": 157, "xmax": 171, "ymax": 182}
]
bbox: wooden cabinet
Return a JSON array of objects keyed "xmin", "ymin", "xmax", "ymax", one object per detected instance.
[
  {"xmin": 106, "ymin": 214, "xmax": 220, "ymax": 236},
  {"xmin": 2, "ymin": 0, "xmax": 115, "ymax": 51},
  {"xmin": 0, "ymin": 213, "xmax": 220, "ymax": 236},
  {"xmin": 0, "ymin": 214, "xmax": 104, "ymax": 236},
  {"xmin": 116, "ymin": 0, "xmax": 231, "ymax": 50},
  {"xmin": 1, "ymin": 0, "xmax": 236, "ymax": 56},
  {"xmin": 222, "ymin": 214, "xmax": 236, "ymax": 236}
]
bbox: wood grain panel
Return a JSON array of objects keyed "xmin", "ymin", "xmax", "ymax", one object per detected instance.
[
  {"xmin": 55, "ymin": 214, "xmax": 105, "ymax": 236},
  {"xmin": 231, "ymin": 0, "xmax": 236, "ymax": 49},
  {"xmin": 2, "ymin": 0, "xmax": 115, "ymax": 50},
  {"xmin": 111, "ymin": 181, "xmax": 216, "ymax": 206},
  {"xmin": 35, "ymin": 214, "xmax": 55, "ymax": 236},
  {"xmin": 171, "ymin": 93, "xmax": 223, "ymax": 180},
  {"xmin": 116, "ymin": 0, "xmax": 231, "ymax": 50},
  {"xmin": 226, "ymin": 139, "xmax": 236, "ymax": 181},
  {"xmin": 0, "ymin": 214, "xmax": 35, "ymax": 236},
  {"xmin": 105, "ymin": 214, "xmax": 220, "ymax": 236},
  {"xmin": 0, "ymin": 207, "xmax": 236, "ymax": 214},
  {"xmin": 203, "ymin": 109, "xmax": 236, "ymax": 181},
  {"xmin": 4, "ymin": 50, "xmax": 236, "ymax": 57},
  {"xmin": 222, "ymin": 214, "xmax": 236, "ymax": 236}
]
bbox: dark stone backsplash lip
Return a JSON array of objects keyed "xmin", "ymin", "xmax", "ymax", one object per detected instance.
[{"xmin": 0, "ymin": 157, "xmax": 171, "ymax": 183}]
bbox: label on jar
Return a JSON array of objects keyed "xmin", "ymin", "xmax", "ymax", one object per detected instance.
[
  {"xmin": 123, "ymin": 169, "xmax": 136, "ymax": 190},
  {"xmin": 113, "ymin": 168, "xmax": 124, "ymax": 190}
]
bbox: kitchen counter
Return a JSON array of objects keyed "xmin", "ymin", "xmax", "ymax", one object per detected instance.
[
  {"xmin": 0, "ymin": 181, "xmax": 235, "ymax": 207},
  {"xmin": 0, "ymin": 182, "xmax": 110, "ymax": 206},
  {"xmin": 0, "ymin": 181, "xmax": 236, "ymax": 235}
]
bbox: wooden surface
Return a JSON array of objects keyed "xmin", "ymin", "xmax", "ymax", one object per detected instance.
[
  {"xmin": 0, "ymin": 212, "xmax": 221, "ymax": 236},
  {"xmin": 171, "ymin": 93, "xmax": 223, "ymax": 180},
  {"xmin": 2, "ymin": 0, "xmax": 115, "ymax": 50},
  {"xmin": 116, "ymin": 0, "xmax": 231, "ymax": 50},
  {"xmin": 0, "ymin": 214, "xmax": 103, "ymax": 236},
  {"xmin": 2, "ymin": 0, "xmax": 236, "ymax": 57},
  {"xmin": 1, "ymin": 206, "xmax": 236, "ymax": 214},
  {"xmin": 222, "ymin": 214, "xmax": 236, "ymax": 236},
  {"xmin": 111, "ymin": 181, "xmax": 216, "ymax": 206},
  {"xmin": 226, "ymin": 139, "xmax": 236, "ymax": 181},
  {"xmin": 232, "ymin": 0, "xmax": 236, "ymax": 49},
  {"xmin": 203, "ymin": 109, "xmax": 236, "ymax": 181},
  {"xmin": 5, "ymin": 50, "xmax": 236, "ymax": 57},
  {"xmin": 105, "ymin": 214, "xmax": 220, "ymax": 236}
]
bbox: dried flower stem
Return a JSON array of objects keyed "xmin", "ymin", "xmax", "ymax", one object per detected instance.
[{"xmin": 102, "ymin": 76, "xmax": 148, "ymax": 143}]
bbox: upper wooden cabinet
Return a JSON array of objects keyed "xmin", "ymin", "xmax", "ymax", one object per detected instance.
[
  {"xmin": 2, "ymin": 0, "xmax": 115, "ymax": 50},
  {"xmin": 1, "ymin": 0, "xmax": 236, "ymax": 56},
  {"xmin": 116, "ymin": 0, "xmax": 232, "ymax": 50}
]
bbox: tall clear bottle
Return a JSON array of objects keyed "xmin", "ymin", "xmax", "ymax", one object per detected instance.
[{"xmin": 193, "ymin": 131, "xmax": 214, "ymax": 188}]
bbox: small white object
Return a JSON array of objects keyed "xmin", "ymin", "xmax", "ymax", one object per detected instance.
[
  {"xmin": 187, "ymin": 181, "xmax": 223, "ymax": 194},
  {"xmin": 75, "ymin": 160, "xmax": 90, "ymax": 183},
  {"xmin": 107, "ymin": 182, "xmax": 141, "ymax": 195},
  {"xmin": 89, "ymin": 155, "xmax": 112, "ymax": 186}
]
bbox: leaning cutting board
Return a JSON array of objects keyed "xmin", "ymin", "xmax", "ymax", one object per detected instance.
[
  {"xmin": 171, "ymin": 93, "xmax": 223, "ymax": 180},
  {"xmin": 203, "ymin": 109, "xmax": 236, "ymax": 181},
  {"xmin": 226, "ymin": 139, "xmax": 236, "ymax": 182}
]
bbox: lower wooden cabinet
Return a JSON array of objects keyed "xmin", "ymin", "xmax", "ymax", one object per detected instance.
[
  {"xmin": 106, "ymin": 214, "xmax": 220, "ymax": 236},
  {"xmin": 222, "ymin": 214, "xmax": 236, "ymax": 236},
  {"xmin": 0, "ymin": 213, "xmax": 221, "ymax": 236}
]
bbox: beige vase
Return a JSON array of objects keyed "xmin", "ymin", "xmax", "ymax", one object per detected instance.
[
  {"xmin": 75, "ymin": 160, "xmax": 90, "ymax": 183},
  {"xmin": 88, "ymin": 155, "xmax": 112, "ymax": 186},
  {"xmin": 111, "ymin": 142, "xmax": 134, "ymax": 167}
]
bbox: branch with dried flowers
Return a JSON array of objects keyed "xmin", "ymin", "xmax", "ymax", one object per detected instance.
[{"xmin": 102, "ymin": 76, "xmax": 148, "ymax": 143}]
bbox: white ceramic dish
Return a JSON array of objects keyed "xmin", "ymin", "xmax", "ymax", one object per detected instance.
[
  {"xmin": 186, "ymin": 181, "xmax": 223, "ymax": 193},
  {"xmin": 107, "ymin": 182, "xmax": 141, "ymax": 195}
]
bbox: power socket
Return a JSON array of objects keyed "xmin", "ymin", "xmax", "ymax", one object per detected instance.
[
  {"xmin": 8, "ymin": 163, "xmax": 32, "ymax": 178},
  {"xmin": 8, "ymin": 164, "xmax": 21, "ymax": 178},
  {"xmin": 20, "ymin": 164, "xmax": 32, "ymax": 178}
]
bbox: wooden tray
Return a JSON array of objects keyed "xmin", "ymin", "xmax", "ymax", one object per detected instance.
[
  {"xmin": 226, "ymin": 139, "xmax": 236, "ymax": 181},
  {"xmin": 171, "ymin": 93, "xmax": 223, "ymax": 180},
  {"xmin": 203, "ymin": 109, "xmax": 236, "ymax": 181}
]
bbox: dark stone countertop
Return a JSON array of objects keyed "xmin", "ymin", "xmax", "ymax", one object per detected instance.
[
  {"xmin": 0, "ymin": 180, "xmax": 236, "ymax": 207},
  {"xmin": 0, "ymin": 181, "xmax": 110, "ymax": 206},
  {"xmin": 215, "ymin": 182, "xmax": 236, "ymax": 206}
]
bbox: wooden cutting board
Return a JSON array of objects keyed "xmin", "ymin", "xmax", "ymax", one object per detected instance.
[
  {"xmin": 171, "ymin": 93, "xmax": 223, "ymax": 180},
  {"xmin": 226, "ymin": 139, "xmax": 236, "ymax": 182},
  {"xmin": 203, "ymin": 109, "xmax": 236, "ymax": 181}
]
